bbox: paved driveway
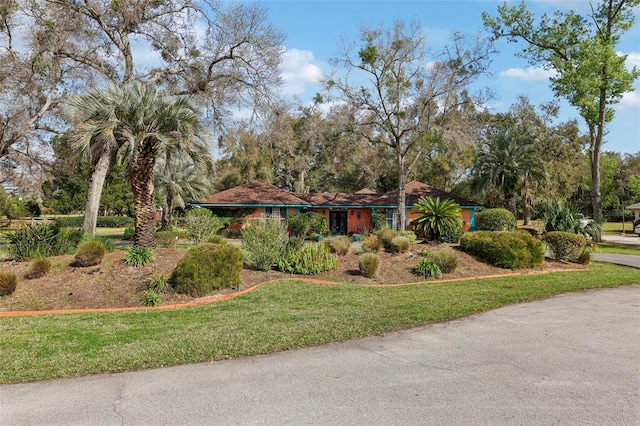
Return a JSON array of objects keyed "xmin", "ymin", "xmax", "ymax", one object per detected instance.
[{"xmin": 2, "ymin": 285, "xmax": 639, "ymax": 425}]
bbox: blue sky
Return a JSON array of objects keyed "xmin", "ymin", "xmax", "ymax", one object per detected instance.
[{"xmin": 257, "ymin": 0, "xmax": 640, "ymax": 154}]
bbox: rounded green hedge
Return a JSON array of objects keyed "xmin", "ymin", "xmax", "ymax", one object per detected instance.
[
  {"xmin": 459, "ymin": 230, "xmax": 545, "ymax": 269},
  {"xmin": 476, "ymin": 208, "xmax": 516, "ymax": 231},
  {"xmin": 544, "ymin": 231, "xmax": 587, "ymax": 262},
  {"xmin": 172, "ymin": 243, "xmax": 242, "ymax": 297}
]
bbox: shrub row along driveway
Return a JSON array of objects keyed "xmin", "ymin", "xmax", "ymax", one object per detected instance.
[{"xmin": 2, "ymin": 284, "xmax": 639, "ymax": 425}]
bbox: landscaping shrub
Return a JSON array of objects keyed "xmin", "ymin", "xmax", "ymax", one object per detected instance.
[
  {"xmin": 172, "ymin": 243, "xmax": 242, "ymax": 296},
  {"xmin": 205, "ymin": 234, "xmax": 227, "ymax": 245},
  {"xmin": 184, "ymin": 208, "xmax": 224, "ymax": 245},
  {"xmin": 25, "ymin": 257, "xmax": 52, "ymax": 279},
  {"xmin": 437, "ymin": 221, "xmax": 464, "ymax": 243},
  {"xmin": 242, "ymin": 217, "xmax": 289, "ymax": 271},
  {"xmin": 361, "ymin": 235, "xmax": 382, "ymax": 252},
  {"xmin": 476, "ymin": 208, "xmax": 516, "ymax": 231},
  {"xmin": 123, "ymin": 226, "xmax": 136, "ymax": 240},
  {"xmin": 577, "ymin": 251, "xmax": 591, "ymax": 265},
  {"xmin": 459, "ymin": 231, "xmax": 544, "ymax": 269},
  {"xmin": 544, "ymin": 231, "xmax": 587, "ymax": 262},
  {"xmin": 414, "ymin": 259, "xmax": 442, "ymax": 279},
  {"xmin": 0, "ymin": 271, "xmax": 17, "ymax": 296},
  {"xmin": 430, "ymin": 247, "xmax": 458, "ymax": 274},
  {"xmin": 147, "ymin": 271, "xmax": 172, "ymax": 293},
  {"xmin": 141, "ymin": 290, "xmax": 162, "ymax": 306},
  {"xmin": 358, "ymin": 252, "xmax": 380, "ymax": 278},
  {"xmin": 329, "ymin": 236, "xmax": 351, "ymax": 256},
  {"xmin": 123, "ymin": 247, "xmax": 155, "ymax": 267},
  {"xmin": 4, "ymin": 224, "xmax": 84, "ymax": 261},
  {"xmin": 372, "ymin": 212, "xmax": 387, "ymax": 232},
  {"xmin": 277, "ymin": 243, "xmax": 337, "ymax": 275},
  {"xmin": 376, "ymin": 228, "xmax": 399, "ymax": 250},
  {"xmin": 287, "ymin": 213, "xmax": 311, "ymax": 237},
  {"xmin": 155, "ymin": 230, "xmax": 180, "ymax": 248},
  {"xmin": 398, "ymin": 230, "xmax": 417, "ymax": 244},
  {"xmin": 390, "ymin": 236, "xmax": 411, "ymax": 253},
  {"xmin": 74, "ymin": 240, "xmax": 106, "ymax": 267}
]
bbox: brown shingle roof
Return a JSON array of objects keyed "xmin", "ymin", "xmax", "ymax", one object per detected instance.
[
  {"xmin": 296, "ymin": 192, "xmax": 394, "ymax": 207},
  {"xmin": 196, "ymin": 180, "xmax": 309, "ymax": 206}
]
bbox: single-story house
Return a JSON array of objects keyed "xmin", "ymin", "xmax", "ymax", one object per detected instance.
[
  {"xmin": 190, "ymin": 180, "xmax": 483, "ymax": 234},
  {"xmin": 627, "ymin": 202, "xmax": 640, "ymax": 221}
]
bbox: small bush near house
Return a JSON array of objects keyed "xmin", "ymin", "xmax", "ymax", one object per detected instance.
[
  {"xmin": 287, "ymin": 213, "xmax": 311, "ymax": 237},
  {"xmin": 459, "ymin": 231, "xmax": 544, "ymax": 269},
  {"xmin": 437, "ymin": 221, "xmax": 464, "ymax": 244},
  {"xmin": 0, "ymin": 271, "xmax": 17, "ymax": 296},
  {"xmin": 242, "ymin": 217, "xmax": 289, "ymax": 271},
  {"xmin": 376, "ymin": 228, "xmax": 399, "ymax": 250},
  {"xmin": 155, "ymin": 230, "xmax": 180, "ymax": 248},
  {"xmin": 172, "ymin": 243, "xmax": 243, "ymax": 296},
  {"xmin": 476, "ymin": 208, "xmax": 516, "ymax": 231},
  {"xmin": 390, "ymin": 236, "xmax": 410, "ymax": 253},
  {"xmin": 361, "ymin": 235, "xmax": 382, "ymax": 252},
  {"xmin": 430, "ymin": 247, "xmax": 458, "ymax": 274},
  {"xmin": 123, "ymin": 247, "xmax": 155, "ymax": 267},
  {"xmin": 25, "ymin": 257, "xmax": 52, "ymax": 279},
  {"xmin": 414, "ymin": 259, "xmax": 442, "ymax": 279},
  {"xmin": 329, "ymin": 236, "xmax": 351, "ymax": 256},
  {"xmin": 398, "ymin": 230, "xmax": 417, "ymax": 244},
  {"xmin": 74, "ymin": 241, "xmax": 106, "ymax": 267},
  {"xmin": 544, "ymin": 231, "xmax": 587, "ymax": 262},
  {"xmin": 206, "ymin": 234, "xmax": 227, "ymax": 245},
  {"xmin": 277, "ymin": 243, "xmax": 337, "ymax": 275},
  {"xmin": 184, "ymin": 208, "xmax": 224, "ymax": 245},
  {"xmin": 359, "ymin": 252, "xmax": 381, "ymax": 278}
]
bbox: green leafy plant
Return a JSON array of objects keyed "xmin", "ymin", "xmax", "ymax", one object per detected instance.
[
  {"xmin": 372, "ymin": 212, "xmax": 387, "ymax": 232},
  {"xmin": 358, "ymin": 252, "xmax": 380, "ymax": 278},
  {"xmin": 123, "ymin": 247, "xmax": 155, "ymax": 267},
  {"xmin": 4, "ymin": 224, "xmax": 84, "ymax": 261},
  {"xmin": 184, "ymin": 208, "xmax": 224, "ymax": 245},
  {"xmin": 172, "ymin": 243, "xmax": 242, "ymax": 297},
  {"xmin": 329, "ymin": 236, "xmax": 351, "ymax": 256},
  {"xmin": 544, "ymin": 231, "xmax": 587, "ymax": 262},
  {"xmin": 535, "ymin": 200, "xmax": 601, "ymax": 238},
  {"xmin": 398, "ymin": 230, "xmax": 417, "ymax": 244},
  {"xmin": 475, "ymin": 208, "xmax": 516, "ymax": 231},
  {"xmin": 0, "ymin": 271, "xmax": 18, "ymax": 296},
  {"xmin": 412, "ymin": 196, "xmax": 463, "ymax": 241},
  {"xmin": 141, "ymin": 290, "xmax": 162, "ymax": 307},
  {"xmin": 146, "ymin": 272, "xmax": 171, "ymax": 294},
  {"xmin": 414, "ymin": 259, "xmax": 442, "ymax": 279},
  {"xmin": 277, "ymin": 243, "xmax": 337, "ymax": 275},
  {"xmin": 123, "ymin": 226, "xmax": 136, "ymax": 240},
  {"xmin": 459, "ymin": 231, "xmax": 545, "ymax": 269},
  {"xmin": 436, "ymin": 221, "xmax": 464, "ymax": 244},
  {"xmin": 241, "ymin": 217, "xmax": 289, "ymax": 271},
  {"xmin": 74, "ymin": 241, "xmax": 106, "ymax": 267},
  {"xmin": 25, "ymin": 257, "xmax": 52, "ymax": 279}
]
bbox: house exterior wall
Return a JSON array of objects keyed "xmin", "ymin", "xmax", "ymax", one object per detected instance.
[{"xmin": 347, "ymin": 208, "xmax": 372, "ymax": 234}]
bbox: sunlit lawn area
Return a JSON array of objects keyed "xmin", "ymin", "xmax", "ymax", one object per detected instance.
[
  {"xmin": 596, "ymin": 242, "xmax": 640, "ymax": 255},
  {"xmin": 1, "ymin": 262, "xmax": 638, "ymax": 384},
  {"xmin": 602, "ymin": 220, "xmax": 638, "ymax": 235}
]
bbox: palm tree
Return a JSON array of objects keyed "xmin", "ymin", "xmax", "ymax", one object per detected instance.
[
  {"xmin": 472, "ymin": 131, "xmax": 546, "ymax": 220},
  {"xmin": 155, "ymin": 151, "xmax": 213, "ymax": 230},
  {"xmin": 68, "ymin": 82, "xmax": 208, "ymax": 247},
  {"xmin": 412, "ymin": 196, "xmax": 463, "ymax": 242}
]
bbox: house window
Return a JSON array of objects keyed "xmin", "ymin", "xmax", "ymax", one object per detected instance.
[
  {"xmin": 264, "ymin": 207, "xmax": 273, "ymax": 217},
  {"xmin": 279, "ymin": 207, "xmax": 288, "ymax": 218},
  {"xmin": 385, "ymin": 209, "xmax": 397, "ymax": 230}
]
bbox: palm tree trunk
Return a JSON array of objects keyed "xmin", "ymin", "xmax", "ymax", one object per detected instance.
[
  {"xmin": 130, "ymin": 144, "xmax": 157, "ymax": 248},
  {"xmin": 165, "ymin": 188, "xmax": 174, "ymax": 229},
  {"xmin": 83, "ymin": 152, "xmax": 110, "ymax": 237},
  {"xmin": 505, "ymin": 192, "xmax": 517, "ymax": 220},
  {"xmin": 522, "ymin": 178, "xmax": 531, "ymax": 226}
]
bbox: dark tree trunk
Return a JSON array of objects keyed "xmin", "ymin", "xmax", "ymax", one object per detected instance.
[{"xmin": 130, "ymin": 142, "xmax": 157, "ymax": 248}]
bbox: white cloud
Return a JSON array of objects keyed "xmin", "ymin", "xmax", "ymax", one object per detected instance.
[
  {"xmin": 619, "ymin": 51, "xmax": 640, "ymax": 69},
  {"xmin": 280, "ymin": 48, "xmax": 323, "ymax": 96},
  {"xmin": 617, "ymin": 90, "xmax": 640, "ymax": 110},
  {"xmin": 499, "ymin": 67, "xmax": 557, "ymax": 81}
]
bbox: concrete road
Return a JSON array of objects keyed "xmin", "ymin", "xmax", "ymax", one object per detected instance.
[{"xmin": 2, "ymin": 285, "xmax": 639, "ymax": 425}]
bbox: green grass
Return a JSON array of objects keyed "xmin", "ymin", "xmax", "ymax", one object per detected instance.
[
  {"xmin": 94, "ymin": 227, "xmax": 127, "ymax": 239},
  {"xmin": 1, "ymin": 262, "xmax": 638, "ymax": 384},
  {"xmin": 595, "ymin": 242, "xmax": 640, "ymax": 255},
  {"xmin": 601, "ymin": 221, "xmax": 638, "ymax": 235}
]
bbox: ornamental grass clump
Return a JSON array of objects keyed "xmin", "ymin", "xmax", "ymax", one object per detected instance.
[
  {"xmin": 390, "ymin": 236, "xmax": 411, "ymax": 253},
  {"xmin": 376, "ymin": 228, "xmax": 399, "ymax": 251},
  {"xmin": 25, "ymin": 257, "xmax": 52, "ymax": 279},
  {"xmin": 361, "ymin": 235, "xmax": 382, "ymax": 252},
  {"xmin": 172, "ymin": 243, "xmax": 242, "ymax": 297},
  {"xmin": 358, "ymin": 252, "xmax": 380, "ymax": 278},
  {"xmin": 74, "ymin": 240, "xmax": 106, "ymax": 267},
  {"xmin": 430, "ymin": 247, "xmax": 458, "ymax": 274},
  {"xmin": 0, "ymin": 271, "xmax": 18, "ymax": 296},
  {"xmin": 329, "ymin": 236, "xmax": 351, "ymax": 256}
]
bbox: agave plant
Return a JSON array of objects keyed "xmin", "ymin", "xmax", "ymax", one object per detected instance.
[{"xmin": 412, "ymin": 196, "xmax": 463, "ymax": 242}]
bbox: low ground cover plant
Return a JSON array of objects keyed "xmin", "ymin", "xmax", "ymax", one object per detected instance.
[
  {"xmin": 172, "ymin": 243, "xmax": 242, "ymax": 296},
  {"xmin": 123, "ymin": 247, "xmax": 155, "ymax": 267},
  {"xmin": 414, "ymin": 259, "xmax": 442, "ymax": 279},
  {"xmin": 459, "ymin": 230, "xmax": 544, "ymax": 269}
]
